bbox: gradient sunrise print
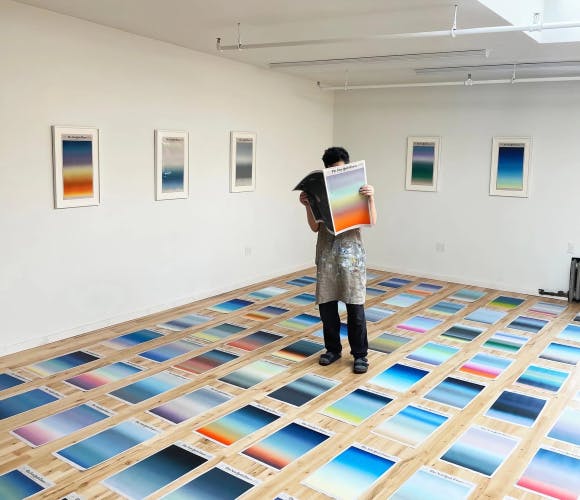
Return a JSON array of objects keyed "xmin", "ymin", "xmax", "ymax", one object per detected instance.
[
  {"xmin": 62, "ymin": 135, "xmax": 94, "ymax": 199},
  {"xmin": 325, "ymin": 161, "xmax": 370, "ymax": 234}
]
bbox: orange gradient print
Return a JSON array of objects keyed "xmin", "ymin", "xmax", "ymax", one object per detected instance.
[
  {"xmin": 325, "ymin": 162, "xmax": 370, "ymax": 234},
  {"xmin": 62, "ymin": 135, "xmax": 94, "ymax": 199}
]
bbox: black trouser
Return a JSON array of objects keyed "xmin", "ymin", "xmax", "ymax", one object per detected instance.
[{"xmin": 318, "ymin": 301, "xmax": 368, "ymax": 358}]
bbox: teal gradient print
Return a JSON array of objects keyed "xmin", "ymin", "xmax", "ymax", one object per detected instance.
[{"xmin": 411, "ymin": 144, "xmax": 435, "ymax": 186}]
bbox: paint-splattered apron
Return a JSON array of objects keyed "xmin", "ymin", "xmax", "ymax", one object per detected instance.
[{"xmin": 315, "ymin": 226, "xmax": 366, "ymax": 305}]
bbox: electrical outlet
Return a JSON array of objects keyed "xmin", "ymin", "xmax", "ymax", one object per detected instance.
[
  {"xmin": 567, "ymin": 242, "xmax": 575, "ymax": 255},
  {"xmin": 436, "ymin": 242, "xmax": 445, "ymax": 253},
  {"xmin": 243, "ymin": 246, "xmax": 252, "ymax": 257}
]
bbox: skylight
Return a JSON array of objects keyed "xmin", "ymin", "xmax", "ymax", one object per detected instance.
[{"xmin": 478, "ymin": 0, "xmax": 580, "ymax": 43}]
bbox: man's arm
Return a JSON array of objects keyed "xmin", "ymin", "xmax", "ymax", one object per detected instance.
[
  {"xmin": 360, "ymin": 185, "xmax": 377, "ymax": 225},
  {"xmin": 299, "ymin": 192, "xmax": 320, "ymax": 232}
]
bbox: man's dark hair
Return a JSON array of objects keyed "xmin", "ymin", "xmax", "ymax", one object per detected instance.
[{"xmin": 322, "ymin": 146, "xmax": 350, "ymax": 167}]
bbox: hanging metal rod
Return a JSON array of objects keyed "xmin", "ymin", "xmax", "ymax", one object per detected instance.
[
  {"xmin": 415, "ymin": 60, "xmax": 580, "ymax": 74},
  {"xmin": 317, "ymin": 75, "xmax": 580, "ymax": 91},
  {"xmin": 269, "ymin": 49, "xmax": 488, "ymax": 68},
  {"xmin": 216, "ymin": 20, "xmax": 580, "ymax": 51}
]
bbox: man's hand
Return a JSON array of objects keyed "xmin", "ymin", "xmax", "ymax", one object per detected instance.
[
  {"xmin": 359, "ymin": 184, "xmax": 374, "ymax": 197},
  {"xmin": 299, "ymin": 191, "xmax": 310, "ymax": 206}
]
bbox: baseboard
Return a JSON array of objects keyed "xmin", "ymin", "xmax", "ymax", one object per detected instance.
[
  {"xmin": 1, "ymin": 261, "xmax": 314, "ymax": 356},
  {"xmin": 367, "ymin": 263, "xmax": 553, "ymax": 298}
]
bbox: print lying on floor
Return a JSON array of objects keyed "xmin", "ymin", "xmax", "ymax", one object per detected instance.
[
  {"xmin": 374, "ymin": 404, "xmax": 449, "ymax": 447},
  {"xmin": 557, "ymin": 323, "xmax": 580, "ymax": 343},
  {"xmin": 138, "ymin": 339, "xmax": 205, "ymax": 363},
  {"xmin": 424, "ymin": 376, "xmax": 485, "ymax": 409},
  {"xmin": 303, "ymin": 444, "xmax": 397, "ymax": 499},
  {"xmin": 12, "ymin": 402, "xmax": 112, "ymax": 447},
  {"xmin": 148, "ymin": 386, "xmax": 232, "ymax": 425},
  {"xmin": 65, "ymin": 361, "xmax": 143, "ymax": 390},
  {"xmin": 485, "ymin": 390, "xmax": 547, "ymax": 428},
  {"xmin": 368, "ymin": 333, "xmax": 411, "ymax": 354},
  {"xmin": 547, "ymin": 407, "xmax": 580, "ymax": 446},
  {"xmin": 483, "ymin": 331, "xmax": 529, "ymax": 353},
  {"xmin": 26, "ymin": 350, "xmax": 100, "ymax": 377},
  {"xmin": 515, "ymin": 364, "xmax": 570, "ymax": 393},
  {"xmin": 0, "ymin": 466, "xmax": 54, "ymax": 500},
  {"xmin": 54, "ymin": 420, "xmax": 159, "ymax": 470},
  {"xmin": 0, "ymin": 372, "xmax": 28, "ymax": 392},
  {"xmin": 209, "ymin": 298, "xmax": 253, "ymax": 314},
  {"xmin": 196, "ymin": 403, "xmax": 281, "ymax": 446},
  {"xmin": 390, "ymin": 467, "xmax": 475, "ymax": 500},
  {"xmin": 219, "ymin": 360, "xmax": 287, "ymax": 389},
  {"xmin": 242, "ymin": 420, "xmax": 331, "ymax": 470},
  {"xmin": 191, "ymin": 323, "xmax": 246, "ymax": 343},
  {"xmin": 103, "ymin": 443, "xmax": 211, "ymax": 499},
  {"xmin": 156, "ymin": 313, "xmax": 212, "ymax": 331},
  {"xmin": 0, "ymin": 387, "xmax": 61, "ymax": 420},
  {"xmin": 321, "ymin": 387, "xmax": 393, "ymax": 426},
  {"xmin": 102, "ymin": 329, "xmax": 163, "ymax": 350},
  {"xmin": 173, "ymin": 349, "xmax": 239, "ymax": 375},
  {"xmin": 440, "ymin": 425, "xmax": 519, "ymax": 477},
  {"xmin": 226, "ymin": 330, "xmax": 284, "ymax": 351},
  {"xmin": 516, "ymin": 447, "xmax": 580, "ymax": 500},
  {"xmin": 271, "ymin": 339, "xmax": 324, "ymax": 362},
  {"xmin": 539, "ymin": 342, "xmax": 580, "ymax": 365},
  {"xmin": 267, "ymin": 373, "xmax": 339, "ymax": 407},
  {"xmin": 108, "ymin": 371, "xmax": 189, "ymax": 405},
  {"xmin": 162, "ymin": 463, "xmax": 259, "ymax": 500},
  {"xmin": 448, "ymin": 288, "xmax": 486, "ymax": 302},
  {"xmin": 370, "ymin": 363, "xmax": 429, "ymax": 393},
  {"xmin": 406, "ymin": 342, "xmax": 459, "ymax": 366}
]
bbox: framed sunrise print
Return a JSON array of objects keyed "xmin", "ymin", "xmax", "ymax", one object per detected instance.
[
  {"xmin": 155, "ymin": 130, "xmax": 189, "ymax": 200},
  {"xmin": 230, "ymin": 131, "xmax": 256, "ymax": 192},
  {"xmin": 490, "ymin": 137, "xmax": 531, "ymax": 197},
  {"xmin": 405, "ymin": 136, "xmax": 440, "ymax": 192},
  {"xmin": 52, "ymin": 126, "xmax": 100, "ymax": 208}
]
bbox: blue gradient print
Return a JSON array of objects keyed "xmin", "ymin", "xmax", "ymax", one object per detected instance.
[
  {"xmin": 304, "ymin": 445, "xmax": 396, "ymax": 498},
  {"xmin": 0, "ymin": 469, "xmax": 46, "ymax": 499},
  {"xmin": 496, "ymin": 145, "xmax": 524, "ymax": 190},
  {"xmin": 370, "ymin": 363, "xmax": 429, "ymax": 392},
  {"xmin": 56, "ymin": 420, "xmax": 158, "ymax": 469},
  {"xmin": 0, "ymin": 388, "xmax": 59, "ymax": 420}
]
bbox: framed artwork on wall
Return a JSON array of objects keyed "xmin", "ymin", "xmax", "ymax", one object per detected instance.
[
  {"xmin": 52, "ymin": 126, "xmax": 100, "ymax": 208},
  {"xmin": 489, "ymin": 137, "xmax": 531, "ymax": 197},
  {"xmin": 230, "ymin": 131, "xmax": 256, "ymax": 192},
  {"xmin": 155, "ymin": 130, "xmax": 189, "ymax": 200},
  {"xmin": 405, "ymin": 136, "xmax": 440, "ymax": 192}
]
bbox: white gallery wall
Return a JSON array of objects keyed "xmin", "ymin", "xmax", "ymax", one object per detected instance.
[
  {"xmin": 334, "ymin": 83, "xmax": 580, "ymax": 295},
  {"xmin": 0, "ymin": 0, "xmax": 333, "ymax": 354}
]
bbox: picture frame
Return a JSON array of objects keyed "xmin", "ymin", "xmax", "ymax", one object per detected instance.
[
  {"xmin": 230, "ymin": 131, "xmax": 256, "ymax": 192},
  {"xmin": 52, "ymin": 126, "xmax": 100, "ymax": 208},
  {"xmin": 489, "ymin": 137, "xmax": 531, "ymax": 198},
  {"xmin": 405, "ymin": 136, "xmax": 440, "ymax": 192},
  {"xmin": 155, "ymin": 130, "xmax": 189, "ymax": 200}
]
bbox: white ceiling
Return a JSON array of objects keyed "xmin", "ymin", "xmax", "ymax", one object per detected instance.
[{"xmin": 14, "ymin": 0, "xmax": 580, "ymax": 86}]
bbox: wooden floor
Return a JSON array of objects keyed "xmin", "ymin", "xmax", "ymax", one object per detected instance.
[{"xmin": 1, "ymin": 268, "xmax": 579, "ymax": 500}]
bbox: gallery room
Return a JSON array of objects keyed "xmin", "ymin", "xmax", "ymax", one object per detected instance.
[{"xmin": 1, "ymin": 0, "xmax": 579, "ymax": 498}]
